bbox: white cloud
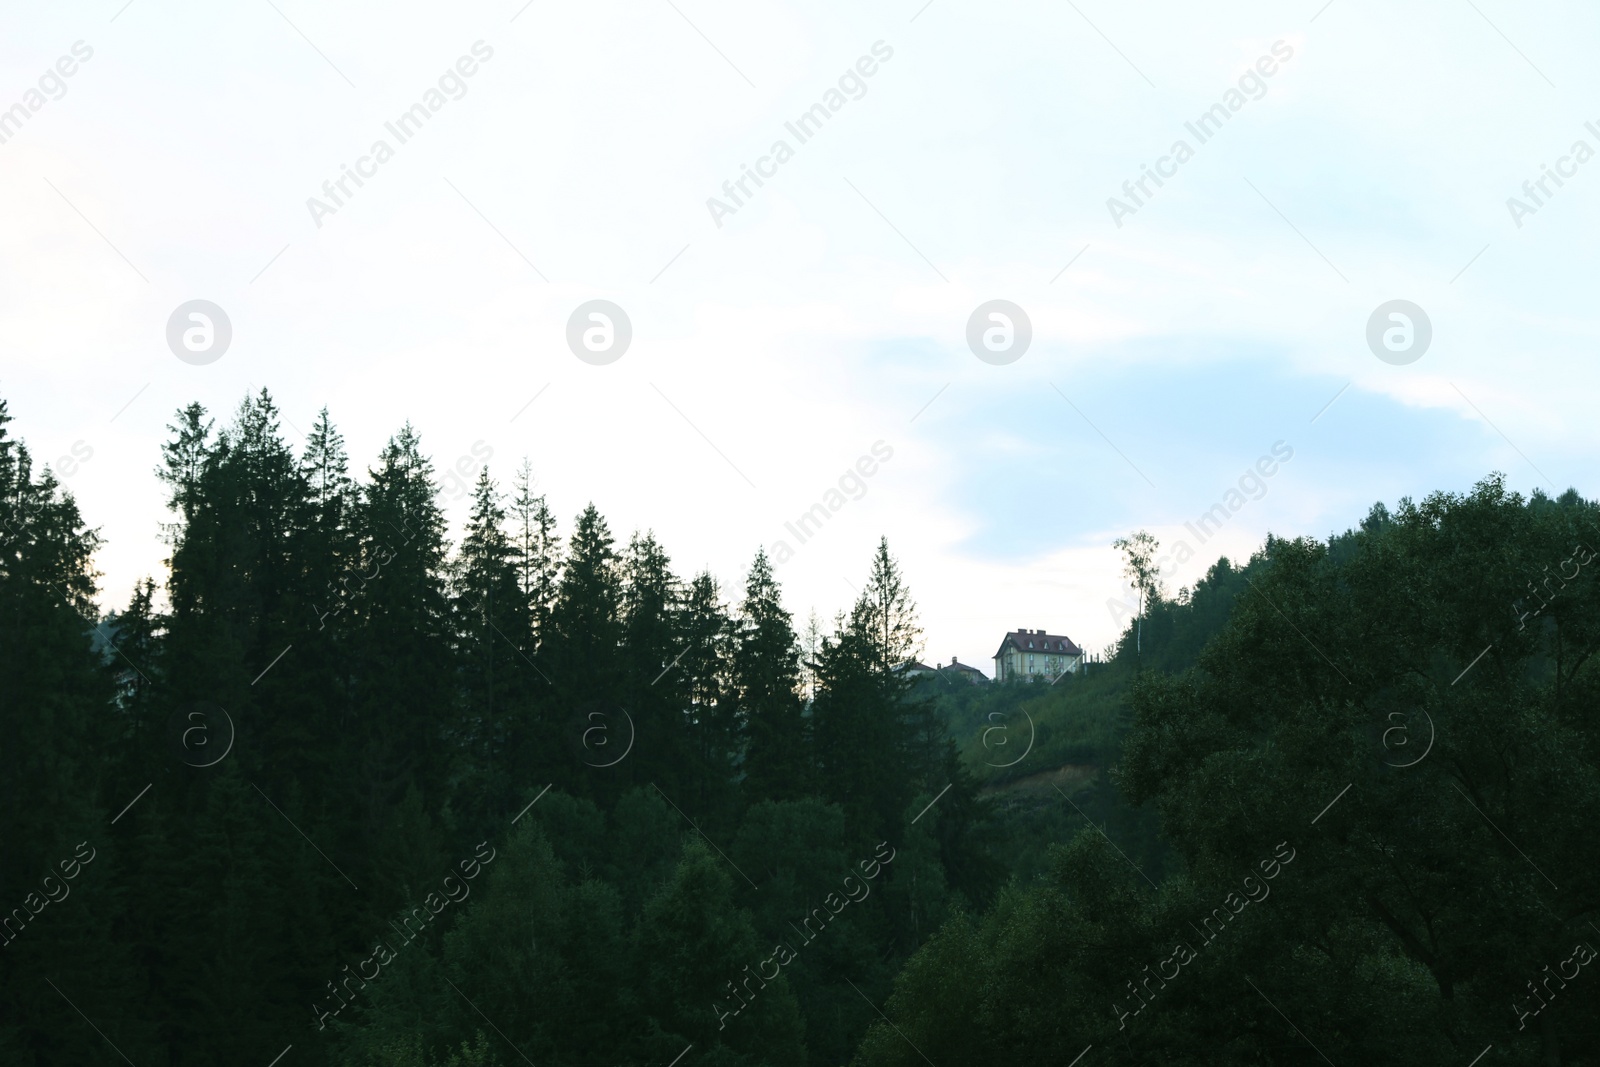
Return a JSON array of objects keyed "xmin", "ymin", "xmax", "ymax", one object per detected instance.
[{"xmin": 1, "ymin": 0, "xmax": 1596, "ymax": 668}]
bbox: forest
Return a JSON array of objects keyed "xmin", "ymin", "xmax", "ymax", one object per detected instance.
[{"xmin": 2, "ymin": 388, "xmax": 1598, "ymax": 1066}]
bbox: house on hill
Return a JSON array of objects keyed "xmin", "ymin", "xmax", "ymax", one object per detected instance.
[
  {"xmin": 993, "ymin": 628, "xmax": 1083, "ymax": 683},
  {"xmin": 899, "ymin": 658, "xmax": 990, "ymax": 683},
  {"xmin": 937, "ymin": 657, "xmax": 989, "ymax": 684}
]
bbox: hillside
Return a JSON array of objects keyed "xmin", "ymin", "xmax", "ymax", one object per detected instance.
[
  {"xmin": 857, "ymin": 479, "xmax": 1600, "ymax": 1066},
  {"xmin": 918, "ymin": 554, "xmax": 1254, "ymax": 886}
]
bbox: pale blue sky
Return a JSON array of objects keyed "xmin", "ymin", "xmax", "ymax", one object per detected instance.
[{"xmin": 1, "ymin": 0, "xmax": 1594, "ymax": 667}]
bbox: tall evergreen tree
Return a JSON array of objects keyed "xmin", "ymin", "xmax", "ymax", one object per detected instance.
[
  {"xmin": 734, "ymin": 549, "xmax": 808, "ymax": 802},
  {"xmin": 345, "ymin": 424, "xmax": 455, "ymax": 844},
  {"xmin": 855, "ymin": 537, "xmax": 923, "ymax": 678},
  {"xmin": 508, "ymin": 460, "xmax": 560, "ymax": 653},
  {"xmin": 450, "ymin": 467, "xmax": 533, "ymax": 822},
  {"xmin": 157, "ymin": 401, "xmax": 213, "ymax": 529},
  {"xmin": 812, "ymin": 539, "xmax": 931, "ymax": 842},
  {"xmin": 678, "ymin": 570, "xmax": 736, "ymax": 815},
  {"xmin": 548, "ymin": 505, "xmax": 624, "ymax": 798},
  {"xmin": 302, "ymin": 408, "xmax": 353, "ymax": 510},
  {"xmin": 0, "ymin": 398, "xmax": 158, "ymax": 1064}
]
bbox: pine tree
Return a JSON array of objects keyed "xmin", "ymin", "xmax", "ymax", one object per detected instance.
[
  {"xmin": 734, "ymin": 549, "xmax": 808, "ymax": 802},
  {"xmin": 157, "ymin": 401, "xmax": 213, "ymax": 528},
  {"xmin": 548, "ymin": 505, "xmax": 624, "ymax": 791},
  {"xmin": 508, "ymin": 460, "xmax": 560, "ymax": 653},
  {"xmin": 302, "ymin": 408, "xmax": 353, "ymax": 508},
  {"xmin": 296, "ymin": 408, "xmax": 361, "ymax": 820},
  {"xmin": 618, "ymin": 530, "xmax": 690, "ymax": 800},
  {"xmin": 450, "ymin": 467, "xmax": 533, "ymax": 822},
  {"xmin": 855, "ymin": 537, "xmax": 923, "ymax": 678},
  {"xmin": 0, "ymin": 396, "xmax": 159, "ymax": 1064},
  {"xmin": 550, "ymin": 505, "xmax": 621, "ymax": 680},
  {"xmin": 812, "ymin": 539, "xmax": 932, "ymax": 839},
  {"xmin": 105, "ymin": 576, "xmax": 161, "ymax": 732},
  {"xmin": 800, "ymin": 608, "xmax": 823, "ymax": 706},
  {"xmin": 159, "ymin": 390, "xmax": 318, "ymax": 779},
  {"xmin": 679, "ymin": 570, "xmax": 736, "ymax": 814},
  {"xmin": 102, "ymin": 577, "xmax": 166, "ymax": 822},
  {"xmin": 345, "ymin": 423, "xmax": 455, "ymax": 843}
]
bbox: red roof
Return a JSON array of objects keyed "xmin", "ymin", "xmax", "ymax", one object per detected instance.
[
  {"xmin": 993, "ymin": 629, "xmax": 1082, "ymax": 658},
  {"xmin": 940, "ymin": 658, "xmax": 989, "ymax": 679}
]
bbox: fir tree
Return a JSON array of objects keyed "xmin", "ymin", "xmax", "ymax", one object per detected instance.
[
  {"xmin": 450, "ymin": 466, "xmax": 532, "ymax": 821},
  {"xmin": 734, "ymin": 549, "xmax": 808, "ymax": 802},
  {"xmin": 508, "ymin": 460, "xmax": 560, "ymax": 653}
]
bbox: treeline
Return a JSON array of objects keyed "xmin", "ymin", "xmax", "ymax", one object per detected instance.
[
  {"xmin": 20, "ymin": 382, "xmax": 1593, "ymax": 1065},
  {"xmin": 856, "ymin": 477, "xmax": 1600, "ymax": 1066},
  {"xmin": 0, "ymin": 390, "xmax": 994, "ymax": 1066}
]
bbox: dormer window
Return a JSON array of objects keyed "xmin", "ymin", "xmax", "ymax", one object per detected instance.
[{"xmin": 996, "ymin": 630, "xmax": 1081, "ymax": 684}]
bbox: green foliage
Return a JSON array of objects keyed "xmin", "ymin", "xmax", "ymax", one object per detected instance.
[
  {"xmin": 735, "ymin": 549, "xmax": 809, "ymax": 802},
  {"xmin": 858, "ymin": 475, "xmax": 1600, "ymax": 1066},
  {"xmin": 23, "ymin": 381, "xmax": 1593, "ymax": 1067},
  {"xmin": 347, "ymin": 1032, "xmax": 504, "ymax": 1067},
  {"xmin": 0, "ymin": 398, "xmax": 157, "ymax": 1064},
  {"xmin": 0, "ymin": 388, "xmax": 984, "ymax": 1066}
]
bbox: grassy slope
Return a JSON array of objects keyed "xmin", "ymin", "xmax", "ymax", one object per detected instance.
[{"xmin": 922, "ymin": 555, "xmax": 1254, "ymax": 886}]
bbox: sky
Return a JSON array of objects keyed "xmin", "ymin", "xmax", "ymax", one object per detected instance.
[{"xmin": 2, "ymin": 0, "xmax": 1597, "ymax": 673}]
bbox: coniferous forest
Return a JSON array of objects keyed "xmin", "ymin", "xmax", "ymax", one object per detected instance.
[{"xmin": 4, "ymin": 388, "xmax": 1600, "ymax": 1066}]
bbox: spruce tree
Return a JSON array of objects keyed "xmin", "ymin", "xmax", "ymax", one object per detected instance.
[
  {"xmin": 547, "ymin": 505, "xmax": 624, "ymax": 799},
  {"xmin": 450, "ymin": 467, "xmax": 533, "ymax": 822},
  {"xmin": 507, "ymin": 460, "xmax": 560, "ymax": 653},
  {"xmin": 812, "ymin": 539, "xmax": 930, "ymax": 840},
  {"xmin": 0, "ymin": 397, "xmax": 158, "ymax": 1064},
  {"xmin": 734, "ymin": 549, "xmax": 808, "ymax": 802},
  {"xmin": 345, "ymin": 424, "xmax": 455, "ymax": 845},
  {"xmin": 679, "ymin": 570, "xmax": 736, "ymax": 814}
]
